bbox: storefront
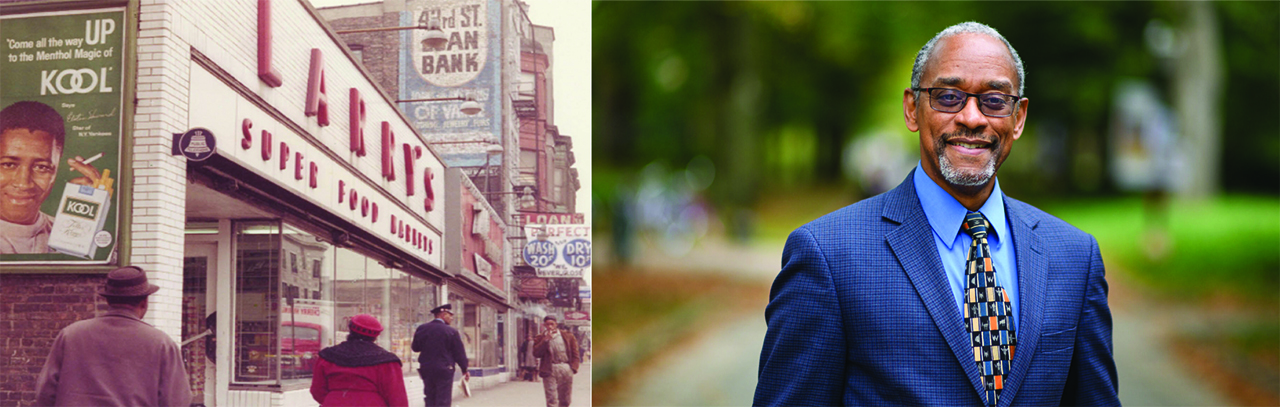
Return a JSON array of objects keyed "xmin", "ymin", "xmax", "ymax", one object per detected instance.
[
  {"xmin": 1, "ymin": 1, "xmax": 474, "ymax": 406},
  {"xmin": 442, "ymin": 167, "xmax": 513, "ymax": 388}
]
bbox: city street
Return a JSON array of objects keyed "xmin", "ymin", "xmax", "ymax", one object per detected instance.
[{"xmin": 458, "ymin": 362, "xmax": 591, "ymax": 407}]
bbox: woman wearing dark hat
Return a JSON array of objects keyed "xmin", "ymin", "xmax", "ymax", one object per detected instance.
[{"xmin": 310, "ymin": 314, "xmax": 409, "ymax": 407}]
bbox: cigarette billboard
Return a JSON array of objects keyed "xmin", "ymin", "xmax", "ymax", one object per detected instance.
[{"xmin": 1, "ymin": 9, "xmax": 125, "ymax": 264}]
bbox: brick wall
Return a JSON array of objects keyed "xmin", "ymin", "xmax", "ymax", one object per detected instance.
[
  {"xmin": 0, "ymin": 274, "xmax": 107, "ymax": 407},
  {"xmin": 330, "ymin": 13, "xmax": 403, "ymax": 101}
]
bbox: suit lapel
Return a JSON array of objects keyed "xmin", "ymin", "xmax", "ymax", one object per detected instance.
[
  {"xmin": 882, "ymin": 174, "xmax": 988, "ymax": 401},
  {"xmin": 997, "ymin": 200, "xmax": 1047, "ymax": 407}
]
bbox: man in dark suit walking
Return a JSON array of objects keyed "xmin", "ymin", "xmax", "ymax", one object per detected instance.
[
  {"xmin": 754, "ymin": 22, "xmax": 1119, "ymax": 406},
  {"xmin": 412, "ymin": 304, "xmax": 469, "ymax": 407}
]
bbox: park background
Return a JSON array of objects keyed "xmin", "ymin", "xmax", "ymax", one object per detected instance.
[{"xmin": 590, "ymin": 2, "xmax": 1279, "ymax": 406}]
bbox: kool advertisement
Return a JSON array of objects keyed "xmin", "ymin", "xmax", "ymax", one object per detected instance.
[
  {"xmin": 399, "ymin": 0, "xmax": 502, "ymax": 165},
  {"xmin": 522, "ymin": 224, "xmax": 590, "ymax": 278},
  {"xmin": 0, "ymin": 9, "xmax": 125, "ymax": 263}
]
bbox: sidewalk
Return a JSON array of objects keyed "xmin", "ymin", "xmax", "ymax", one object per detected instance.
[{"xmin": 456, "ymin": 362, "xmax": 591, "ymax": 407}]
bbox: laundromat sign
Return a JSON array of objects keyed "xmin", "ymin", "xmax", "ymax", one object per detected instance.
[{"xmin": 522, "ymin": 224, "xmax": 590, "ymax": 278}]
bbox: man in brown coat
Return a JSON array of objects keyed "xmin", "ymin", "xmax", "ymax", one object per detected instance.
[
  {"xmin": 34, "ymin": 266, "xmax": 192, "ymax": 406},
  {"xmin": 533, "ymin": 315, "xmax": 580, "ymax": 407}
]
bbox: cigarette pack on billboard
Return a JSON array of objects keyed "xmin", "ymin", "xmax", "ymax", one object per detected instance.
[{"xmin": 48, "ymin": 184, "xmax": 112, "ymax": 258}]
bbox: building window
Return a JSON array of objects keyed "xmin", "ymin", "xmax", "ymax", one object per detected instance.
[
  {"xmin": 230, "ymin": 220, "xmax": 444, "ymax": 389},
  {"xmin": 281, "ymin": 224, "xmax": 335, "ymax": 384},
  {"xmin": 347, "ymin": 44, "xmax": 364, "ymax": 64},
  {"xmin": 390, "ymin": 271, "xmax": 414, "ymax": 373},
  {"xmin": 520, "ymin": 150, "xmax": 536, "ymax": 173},
  {"xmin": 365, "ymin": 260, "xmax": 392, "ymax": 351},
  {"xmin": 479, "ymin": 305, "xmax": 498, "ymax": 367},
  {"xmin": 451, "ymin": 294, "xmax": 472, "ymax": 365},
  {"xmin": 233, "ymin": 221, "xmax": 281, "ymax": 385}
]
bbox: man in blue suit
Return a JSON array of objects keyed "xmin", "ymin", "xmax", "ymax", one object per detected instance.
[
  {"xmin": 413, "ymin": 304, "xmax": 470, "ymax": 407},
  {"xmin": 754, "ymin": 22, "xmax": 1120, "ymax": 406}
]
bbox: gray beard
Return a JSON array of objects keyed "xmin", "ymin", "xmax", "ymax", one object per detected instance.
[{"xmin": 937, "ymin": 143, "xmax": 997, "ymax": 187}]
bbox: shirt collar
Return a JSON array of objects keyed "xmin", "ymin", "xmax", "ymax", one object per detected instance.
[{"xmin": 911, "ymin": 163, "xmax": 1009, "ymax": 250}]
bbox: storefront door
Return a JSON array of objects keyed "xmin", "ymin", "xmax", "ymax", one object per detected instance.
[{"xmin": 184, "ymin": 241, "xmax": 218, "ymax": 406}]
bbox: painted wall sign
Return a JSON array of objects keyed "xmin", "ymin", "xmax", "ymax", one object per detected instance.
[
  {"xmin": 0, "ymin": 9, "xmax": 125, "ymax": 264},
  {"xmin": 399, "ymin": 0, "xmax": 503, "ymax": 166},
  {"xmin": 410, "ymin": 0, "xmax": 488, "ymax": 86}
]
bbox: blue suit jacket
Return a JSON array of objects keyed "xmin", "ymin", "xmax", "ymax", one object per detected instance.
[{"xmin": 754, "ymin": 173, "xmax": 1119, "ymax": 406}]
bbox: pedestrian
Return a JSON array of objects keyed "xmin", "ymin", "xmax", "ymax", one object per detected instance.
[
  {"xmin": 33, "ymin": 266, "xmax": 192, "ymax": 406},
  {"xmin": 412, "ymin": 304, "xmax": 469, "ymax": 407},
  {"xmin": 754, "ymin": 21, "xmax": 1119, "ymax": 406},
  {"xmin": 519, "ymin": 334, "xmax": 538, "ymax": 381},
  {"xmin": 533, "ymin": 316, "xmax": 580, "ymax": 407},
  {"xmin": 309, "ymin": 314, "xmax": 408, "ymax": 406}
]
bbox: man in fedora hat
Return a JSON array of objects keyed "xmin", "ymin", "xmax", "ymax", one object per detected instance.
[
  {"xmin": 412, "ymin": 304, "xmax": 469, "ymax": 407},
  {"xmin": 34, "ymin": 266, "xmax": 192, "ymax": 407}
]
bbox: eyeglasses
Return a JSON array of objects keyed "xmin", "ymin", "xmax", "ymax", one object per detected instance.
[{"xmin": 912, "ymin": 87, "xmax": 1022, "ymax": 118}]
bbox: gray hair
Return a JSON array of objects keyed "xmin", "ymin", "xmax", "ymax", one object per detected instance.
[{"xmin": 910, "ymin": 22, "xmax": 1025, "ymax": 97}]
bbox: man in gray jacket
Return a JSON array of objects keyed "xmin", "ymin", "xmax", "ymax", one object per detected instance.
[{"xmin": 35, "ymin": 266, "xmax": 191, "ymax": 406}]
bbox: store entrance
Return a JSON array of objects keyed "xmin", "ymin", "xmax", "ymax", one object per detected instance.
[
  {"xmin": 183, "ymin": 241, "xmax": 218, "ymax": 407},
  {"xmin": 183, "ymin": 182, "xmax": 275, "ymax": 406}
]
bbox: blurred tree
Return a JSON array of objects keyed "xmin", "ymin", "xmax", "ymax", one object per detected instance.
[{"xmin": 594, "ymin": 1, "xmax": 1279, "ymax": 218}]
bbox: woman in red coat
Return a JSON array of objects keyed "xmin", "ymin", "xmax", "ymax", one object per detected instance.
[{"xmin": 310, "ymin": 314, "xmax": 409, "ymax": 407}]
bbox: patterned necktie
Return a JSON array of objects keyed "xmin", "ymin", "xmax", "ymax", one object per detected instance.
[{"xmin": 961, "ymin": 211, "xmax": 1016, "ymax": 406}]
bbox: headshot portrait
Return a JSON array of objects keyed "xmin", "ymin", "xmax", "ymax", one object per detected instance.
[
  {"xmin": 592, "ymin": 2, "xmax": 1278, "ymax": 406},
  {"xmin": 0, "ymin": 100, "xmax": 106, "ymax": 255},
  {"xmin": 0, "ymin": 100, "xmax": 66, "ymax": 254}
]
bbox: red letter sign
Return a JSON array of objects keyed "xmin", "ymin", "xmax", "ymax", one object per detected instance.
[
  {"xmin": 261, "ymin": 130, "xmax": 273, "ymax": 161},
  {"xmin": 305, "ymin": 49, "xmax": 329, "ymax": 126},
  {"xmin": 423, "ymin": 167, "xmax": 435, "ymax": 212},
  {"xmin": 241, "ymin": 119, "xmax": 253, "ymax": 149},
  {"xmin": 279, "ymin": 142, "xmax": 289, "ymax": 170},
  {"xmin": 256, "ymin": 0, "xmax": 282, "ymax": 87},
  {"xmin": 349, "ymin": 88, "xmax": 366, "ymax": 156},
  {"xmin": 381, "ymin": 122, "xmax": 395, "ymax": 181},
  {"xmin": 402, "ymin": 144, "xmax": 417, "ymax": 196}
]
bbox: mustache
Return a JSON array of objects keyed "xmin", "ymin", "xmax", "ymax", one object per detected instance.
[{"xmin": 939, "ymin": 128, "xmax": 998, "ymax": 145}]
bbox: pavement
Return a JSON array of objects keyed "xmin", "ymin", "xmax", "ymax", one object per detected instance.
[
  {"xmin": 600, "ymin": 236, "xmax": 1234, "ymax": 406},
  {"xmin": 456, "ymin": 362, "xmax": 591, "ymax": 407}
]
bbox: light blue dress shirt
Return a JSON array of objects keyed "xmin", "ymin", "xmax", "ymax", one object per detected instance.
[{"xmin": 911, "ymin": 163, "xmax": 1020, "ymax": 329}]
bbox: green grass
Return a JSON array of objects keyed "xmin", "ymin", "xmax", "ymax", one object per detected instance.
[{"xmin": 1041, "ymin": 195, "xmax": 1280, "ymax": 302}]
